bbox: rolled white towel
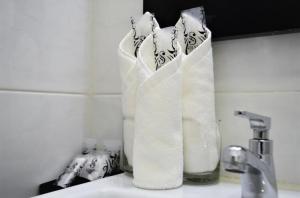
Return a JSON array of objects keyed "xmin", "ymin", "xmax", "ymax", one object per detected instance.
[
  {"xmin": 118, "ymin": 12, "xmax": 158, "ymax": 166},
  {"xmin": 176, "ymin": 13, "xmax": 220, "ymax": 174},
  {"xmin": 133, "ymin": 28, "xmax": 183, "ymax": 189}
]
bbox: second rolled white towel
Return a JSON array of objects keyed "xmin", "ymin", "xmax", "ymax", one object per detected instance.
[
  {"xmin": 133, "ymin": 28, "xmax": 183, "ymax": 189},
  {"xmin": 176, "ymin": 13, "xmax": 220, "ymax": 174}
]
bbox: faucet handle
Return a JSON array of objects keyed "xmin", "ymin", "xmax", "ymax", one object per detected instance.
[{"xmin": 234, "ymin": 111, "xmax": 271, "ymax": 139}]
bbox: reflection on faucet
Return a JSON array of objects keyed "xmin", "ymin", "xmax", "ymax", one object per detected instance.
[{"xmin": 222, "ymin": 111, "xmax": 278, "ymax": 198}]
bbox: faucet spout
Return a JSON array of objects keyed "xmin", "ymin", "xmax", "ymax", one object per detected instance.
[
  {"xmin": 222, "ymin": 111, "xmax": 277, "ymax": 197},
  {"xmin": 222, "ymin": 145, "xmax": 278, "ymax": 198},
  {"xmin": 222, "ymin": 146, "xmax": 248, "ymax": 173}
]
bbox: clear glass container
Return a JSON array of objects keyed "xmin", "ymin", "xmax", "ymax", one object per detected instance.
[
  {"xmin": 183, "ymin": 121, "xmax": 221, "ymax": 183},
  {"xmin": 184, "ymin": 162, "xmax": 220, "ymax": 183},
  {"xmin": 121, "ymin": 146, "xmax": 220, "ymax": 181},
  {"xmin": 120, "ymin": 137, "xmax": 133, "ymax": 173},
  {"xmin": 120, "ymin": 121, "xmax": 221, "ymax": 181}
]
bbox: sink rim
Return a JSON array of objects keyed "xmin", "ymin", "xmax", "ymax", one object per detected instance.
[{"xmin": 32, "ymin": 173, "xmax": 300, "ymax": 198}]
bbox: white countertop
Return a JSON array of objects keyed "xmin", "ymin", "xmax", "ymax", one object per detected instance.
[{"xmin": 33, "ymin": 173, "xmax": 300, "ymax": 198}]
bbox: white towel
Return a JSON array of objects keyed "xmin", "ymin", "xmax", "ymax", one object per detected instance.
[
  {"xmin": 176, "ymin": 14, "xmax": 220, "ymax": 174},
  {"xmin": 133, "ymin": 28, "xmax": 183, "ymax": 189},
  {"xmin": 118, "ymin": 12, "xmax": 158, "ymax": 166}
]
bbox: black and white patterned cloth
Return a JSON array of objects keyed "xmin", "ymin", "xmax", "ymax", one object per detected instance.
[
  {"xmin": 175, "ymin": 10, "xmax": 207, "ymax": 55},
  {"xmin": 56, "ymin": 156, "xmax": 87, "ymax": 188},
  {"xmin": 130, "ymin": 12, "xmax": 158, "ymax": 57},
  {"xmin": 152, "ymin": 27, "xmax": 178, "ymax": 70},
  {"xmin": 79, "ymin": 150, "xmax": 120, "ymax": 181},
  {"xmin": 56, "ymin": 150, "xmax": 120, "ymax": 187}
]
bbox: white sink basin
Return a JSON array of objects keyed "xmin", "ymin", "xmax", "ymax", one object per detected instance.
[{"xmin": 33, "ymin": 173, "xmax": 300, "ymax": 198}]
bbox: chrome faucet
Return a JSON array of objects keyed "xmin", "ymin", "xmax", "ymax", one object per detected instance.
[{"xmin": 222, "ymin": 111, "xmax": 278, "ymax": 198}]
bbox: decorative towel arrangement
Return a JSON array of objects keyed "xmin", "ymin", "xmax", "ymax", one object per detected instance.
[
  {"xmin": 176, "ymin": 13, "xmax": 220, "ymax": 174},
  {"xmin": 133, "ymin": 28, "xmax": 183, "ymax": 189},
  {"xmin": 118, "ymin": 7, "xmax": 220, "ymax": 190},
  {"xmin": 118, "ymin": 12, "xmax": 158, "ymax": 166}
]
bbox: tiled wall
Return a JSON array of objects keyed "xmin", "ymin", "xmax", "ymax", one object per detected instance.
[
  {"xmin": 89, "ymin": 0, "xmax": 142, "ymax": 142},
  {"xmin": 90, "ymin": 0, "xmax": 300, "ymax": 188},
  {"xmin": 0, "ymin": 1, "xmax": 89, "ymax": 197},
  {"xmin": 214, "ymin": 34, "xmax": 300, "ymax": 186}
]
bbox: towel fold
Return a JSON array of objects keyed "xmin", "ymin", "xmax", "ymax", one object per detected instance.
[
  {"xmin": 133, "ymin": 28, "xmax": 183, "ymax": 189},
  {"xmin": 119, "ymin": 12, "xmax": 158, "ymax": 166},
  {"xmin": 176, "ymin": 14, "xmax": 220, "ymax": 174}
]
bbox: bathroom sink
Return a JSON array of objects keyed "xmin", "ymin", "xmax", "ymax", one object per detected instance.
[{"xmin": 33, "ymin": 173, "xmax": 300, "ymax": 198}]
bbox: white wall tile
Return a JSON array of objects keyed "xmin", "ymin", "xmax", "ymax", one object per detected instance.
[
  {"xmin": 0, "ymin": 91, "xmax": 86, "ymax": 198},
  {"xmin": 216, "ymin": 92, "xmax": 300, "ymax": 184},
  {"xmin": 213, "ymin": 32, "xmax": 300, "ymax": 92},
  {"xmin": 90, "ymin": 95, "xmax": 122, "ymax": 144},
  {"xmin": 0, "ymin": 0, "xmax": 90, "ymax": 93},
  {"xmin": 92, "ymin": 0, "xmax": 143, "ymax": 94}
]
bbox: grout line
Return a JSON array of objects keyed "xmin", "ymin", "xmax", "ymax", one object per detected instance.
[
  {"xmin": 93, "ymin": 93, "xmax": 121, "ymax": 96},
  {"xmin": 215, "ymin": 90, "xmax": 300, "ymax": 94},
  {"xmin": 94, "ymin": 90, "xmax": 300, "ymax": 96},
  {"xmin": 0, "ymin": 89, "xmax": 298, "ymax": 96},
  {"xmin": 0, "ymin": 88, "xmax": 86, "ymax": 96}
]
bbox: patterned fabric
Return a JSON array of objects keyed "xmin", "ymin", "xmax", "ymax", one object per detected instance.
[
  {"xmin": 79, "ymin": 150, "xmax": 120, "ymax": 181},
  {"xmin": 180, "ymin": 14, "xmax": 207, "ymax": 55},
  {"xmin": 131, "ymin": 12, "xmax": 157, "ymax": 57},
  {"xmin": 56, "ymin": 156, "xmax": 87, "ymax": 188},
  {"xmin": 175, "ymin": 7, "xmax": 207, "ymax": 55},
  {"xmin": 56, "ymin": 150, "xmax": 120, "ymax": 187},
  {"xmin": 152, "ymin": 28, "xmax": 178, "ymax": 70}
]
